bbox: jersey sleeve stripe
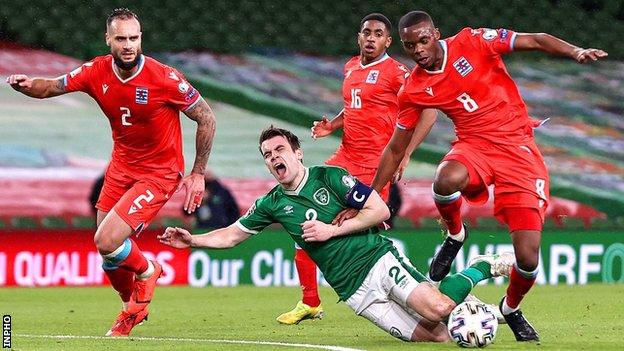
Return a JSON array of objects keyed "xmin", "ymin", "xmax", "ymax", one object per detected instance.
[
  {"xmin": 182, "ymin": 95, "xmax": 203, "ymax": 112},
  {"xmin": 234, "ymin": 220, "xmax": 259, "ymax": 235},
  {"xmin": 509, "ymin": 32, "xmax": 518, "ymax": 51}
]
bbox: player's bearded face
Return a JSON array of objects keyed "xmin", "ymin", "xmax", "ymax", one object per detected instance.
[
  {"xmin": 400, "ymin": 24, "xmax": 441, "ymax": 70},
  {"xmin": 106, "ymin": 18, "xmax": 143, "ymax": 71},
  {"xmin": 261, "ymin": 136, "xmax": 304, "ymax": 187}
]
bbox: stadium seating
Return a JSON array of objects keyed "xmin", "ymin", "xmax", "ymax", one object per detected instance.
[{"xmin": 0, "ymin": 0, "xmax": 622, "ymax": 59}]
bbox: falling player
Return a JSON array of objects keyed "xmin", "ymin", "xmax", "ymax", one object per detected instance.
[
  {"xmin": 159, "ymin": 126, "xmax": 515, "ymax": 342},
  {"xmin": 6, "ymin": 8, "xmax": 216, "ymax": 336},
  {"xmin": 370, "ymin": 10, "xmax": 607, "ymax": 341}
]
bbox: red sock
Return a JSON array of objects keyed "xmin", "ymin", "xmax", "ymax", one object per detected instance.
[
  {"xmin": 295, "ymin": 248, "xmax": 320, "ymax": 307},
  {"xmin": 505, "ymin": 265, "xmax": 536, "ymax": 308},
  {"xmin": 434, "ymin": 196, "xmax": 464, "ymax": 235},
  {"xmin": 119, "ymin": 239, "xmax": 149, "ymax": 275},
  {"xmin": 104, "ymin": 268, "xmax": 134, "ymax": 302}
]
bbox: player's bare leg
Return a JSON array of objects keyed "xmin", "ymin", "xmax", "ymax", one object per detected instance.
[
  {"xmin": 429, "ymin": 160, "xmax": 470, "ymax": 281},
  {"xmin": 500, "ymin": 228, "xmax": 541, "ymax": 342},
  {"xmin": 95, "ymin": 209, "xmax": 161, "ymax": 336},
  {"xmin": 410, "ymin": 319, "xmax": 449, "ymax": 342}
]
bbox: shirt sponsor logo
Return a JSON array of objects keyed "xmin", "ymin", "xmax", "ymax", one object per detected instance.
[
  {"xmin": 425, "ymin": 87, "xmax": 434, "ymax": 96},
  {"xmin": 102, "ymin": 84, "xmax": 109, "ymax": 94},
  {"xmin": 283, "ymin": 205, "xmax": 294, "ymax": 214},
  {"xmin": 178, "ymin": 80, "xmax": 190, "ymax": 93},
  {"xmin": 169, "ymin": 71, "xmax": 180, "ymax": 81},
  {"xmin": 366, "ymin": 70, "xmax": 380, "ymax": 84},
  {"xmin": 482, "ymin": 28, "xmax": 498, "ymax": 41},
  {"xmin": 135, "ymin": 87, "xmax": 148, "ymax": 104},
  {"xmin": 313, "ymin": 188, "xmax": 330, "ymax": 206},
  {"xmin": 453, "ymin": 57, "xmax": 473, "ymax": 77},
  {"xmin": 341, "ymin": 175, "xmax": 356, "ymax": 188}
]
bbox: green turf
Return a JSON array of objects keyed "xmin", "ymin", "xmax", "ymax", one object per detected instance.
[{"xmin": 1, "ymin": 284, "xmax": 622, "ymax": 350}]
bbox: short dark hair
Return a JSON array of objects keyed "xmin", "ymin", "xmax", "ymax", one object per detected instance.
[
  {"xmin": 258, "ymin": 125, "xmax": 301, "ymax": 153},
  {"xmin": 107, "ymin": 8, "xmax": 140, "ymax": 28},
  {"xmin": 398, "ymin": 11, "xmax": 434, "ymax": 31},
  {"xmin": 360, "ymin": 13, "xmax": 392, "ymax": 34}
]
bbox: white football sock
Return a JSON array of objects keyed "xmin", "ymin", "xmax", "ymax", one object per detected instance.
[
  {"xmin": 136, "ymin": 260, "xmax": 154, "ymax": 281},
  {"xmin": 448, "ymin": 225, "xmax": 465, "ymax": 242},
  {"xmin": 501, "ymin": 297, "xmax": 520, "ymax": 315}
]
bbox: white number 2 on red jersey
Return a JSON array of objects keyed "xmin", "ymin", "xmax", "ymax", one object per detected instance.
[
  {"xmin": 120, "ymin": 107, "xmax": 132, "ymax": 126},
  {"xmin": 350, "ymin": 89, "xmax": 362, "ymax": 109},
  {"xmin": 456, "ymin": 93, "xmax": 479, "ymax": 112}
]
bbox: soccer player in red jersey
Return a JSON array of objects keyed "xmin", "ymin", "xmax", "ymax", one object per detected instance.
[
  {"xmin": 370, "ymin": 11, "xmax": 607, "ymax": 341},
  {"xmin": 277, "ymin": 13, "xmax": 437, "ymax": 325},
  {"xmin": 6, "ymin": 8, "xmax": 216, "ymax": 336}
]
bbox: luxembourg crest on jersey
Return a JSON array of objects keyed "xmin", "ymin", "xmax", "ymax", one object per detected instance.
[
  {"xmin": 366, "ymin": 70, "xmax": 379, "ymax": 84},
  {"xmin": 453, "ymin": 57, "xmax": 473, "ymax": 77},
  {"xmin": 135, "ymin": 87, "xmax": 148, "ymax": 104}
]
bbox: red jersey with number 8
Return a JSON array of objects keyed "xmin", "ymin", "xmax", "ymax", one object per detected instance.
[
  {"xmin": 63, "ymin": 54, "xmax": 201, "ymax": 175},
  {"xmin": 397, "ymin": 27, "xmax": 533, "ymax": 145}
]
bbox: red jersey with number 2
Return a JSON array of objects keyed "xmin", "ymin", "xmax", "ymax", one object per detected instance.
[
  {"xmin": 338, "ymin": 54, "xmax": 409, "ymax": 168},
  {"xmin": 64, "ymin": 54, "xmax": 201, "ymax": 175},
  {"xmin": 397, "ymin": 27, "xmax": 534, "ymax": 145}
]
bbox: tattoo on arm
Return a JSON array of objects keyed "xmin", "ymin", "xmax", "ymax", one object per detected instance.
[
  {"xmin": 184, "ymin": 98, "xmax": 216, "ymax": 174},
  {"xmin": 54, "ymin": 77, "xmax": 66, "ymax": 93}
]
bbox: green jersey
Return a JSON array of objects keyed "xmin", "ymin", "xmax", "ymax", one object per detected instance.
[{"xmin": 236, "ymin": 166, "xmax": 394, "ymax": 300}]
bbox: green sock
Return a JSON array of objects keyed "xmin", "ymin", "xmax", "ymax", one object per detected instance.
[{"xmin": 438, "ymin": 261, "xmax": 493, "ymax": 304}]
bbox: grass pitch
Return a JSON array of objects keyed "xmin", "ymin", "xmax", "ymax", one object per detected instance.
[{"xmin": 1, "ymin": 284, "xmax": 622, "ymax": 350}]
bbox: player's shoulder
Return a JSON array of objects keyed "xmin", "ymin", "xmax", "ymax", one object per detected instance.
[
  {"xmin": 78, "ymin": 55, "xmax": 111, "ymax": 71},
  {"xmin": 386, "ymin": 56, "xmax": 410, "ymax": 75},
  {"xmin": 344, "ymin": 56, "xmax": 360, "ymax": 70},
  {"xmin": 310, "ymin": 165, "xmax": 350, "ymax": 183}
]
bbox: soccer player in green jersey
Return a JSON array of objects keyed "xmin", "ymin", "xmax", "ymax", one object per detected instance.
[{"xmin": 159, "ymin": 126, "xmax": 514, "ymax": 342}]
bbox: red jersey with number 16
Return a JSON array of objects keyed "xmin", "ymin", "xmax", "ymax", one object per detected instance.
[
  {"xmin": 338, "ymin": 54, "xmax": 409, "ymax": 168},
  {"xmin": 397, "ymin": 27, "xmax": 533, "ymax": 145},
  {"xmin": 63, "ymin": 54, "xmax": 201, "ymax": 175}
]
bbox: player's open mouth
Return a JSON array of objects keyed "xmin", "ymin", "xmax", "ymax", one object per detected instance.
[
  {"xmin": 274, "ymin": 163, "xmax": 286, "ymax": 178},
  {"xmin": 417, "ymin": 57, "xmax": 430, "ymax": 66},
  {"xmin": 364, "ymin": 44, "xmax": 375, "ymax": 52}
]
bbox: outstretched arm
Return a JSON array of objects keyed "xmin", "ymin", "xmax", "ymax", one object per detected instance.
[
  {"xmin": 158, "ymin": 223, "xmax": 251, "ymax": 249},
  {"xmin": 394, "ymin": 109, "xmax": 438, "ymax": 182},
  {"xmin": 6, "ymin": 75, "xmax": 67, "ymax": 99},
  {"xmin": 180, "ymin": 98, "xmax": 217, "ymax": 213},
  {"xmin": 311, "ymin": 109, "xmax": 344, "ymax": 139},
  {"xmin": 513, "ymin": 33, "xmax": 607, "ymax": 63}
]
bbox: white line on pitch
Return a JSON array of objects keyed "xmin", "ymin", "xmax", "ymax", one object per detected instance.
[{"xmin": 15, "ymin": 334, "xmax": 365, "ymax": 351}]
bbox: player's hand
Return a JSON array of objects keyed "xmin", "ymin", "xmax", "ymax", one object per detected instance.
[
  {"xmin": 178, "ymin": 172, "xmax": 205, "ymax": 214},
  {"xmin": 393, "ymin": 156, "xmax": 410, "ymax": 183},
  {"xmin": 331, "ymin": 208, "xmax": 358, "ymax": 226},
  {"xmin": 158, "ymin": 227, "xmax": 193, "ymax": 249},
  {"xmin": 311, "ymin": 116, "xmax": 333, "ymax": 139},
  {"xmin": 301, "ymin": 220, "xmax": 336, "ymax": 242},
  {"xmin": 6, "ymin": 74, "xmax": 33, "ymax": 91},
  {"xmin": 574, "ymin": 48, "xmax": 608, "ymax": 64}
]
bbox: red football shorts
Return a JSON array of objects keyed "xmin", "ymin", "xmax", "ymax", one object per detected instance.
[
  {"xmin": 96, "ymin": 162, "xmax": 181, "ymax": 232},
  {"xmin": 326, "ymin": 152, "xmax": 390, "ymax": 201},
  {"xmin": 443, "ymin": 139, "xmax": 550, "ymax": 224}
]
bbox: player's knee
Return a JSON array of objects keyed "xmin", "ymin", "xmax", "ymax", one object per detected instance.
[
  {"xmin": 516, "ymin": 255, "xmax": 539, "ymax": 272},
  {"xmin": 93, "ymin": 230, "xmax": 116, "ymax": 253},
  {"xmin": 433, "ymin": 171, "xmax": 467, "ymax": 195},
  {"xmin": 431, "ymin": 300, "xmax": 454, "ymax": 322}
]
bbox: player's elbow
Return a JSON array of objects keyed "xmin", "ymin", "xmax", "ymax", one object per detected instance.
[{"xmin": 379, "ymin": 204, "xmax": 391, "ymax": 222}]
